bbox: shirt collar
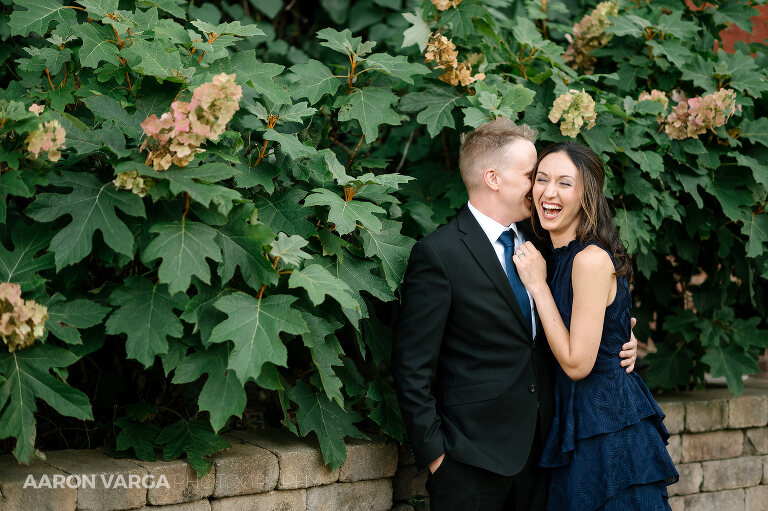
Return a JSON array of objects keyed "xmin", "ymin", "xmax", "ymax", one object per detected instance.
[{"xmin": 467, "ymin": 201, "xmax": 521, "ymax": 244}]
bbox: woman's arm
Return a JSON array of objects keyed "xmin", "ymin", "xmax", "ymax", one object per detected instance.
[{"xmin": 514, "ymin": 242, "xmax": 616, "ymax": 380}]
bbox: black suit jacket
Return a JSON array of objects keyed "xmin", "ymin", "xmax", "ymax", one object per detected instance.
[{"xmin": 392, "ymin": 205, "xmax": 555, "ymax": 476}]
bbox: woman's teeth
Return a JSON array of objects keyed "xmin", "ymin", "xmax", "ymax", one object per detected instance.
[{"xmin": 542, "ymin": 203, "xmax": 562, "ymax": 219}]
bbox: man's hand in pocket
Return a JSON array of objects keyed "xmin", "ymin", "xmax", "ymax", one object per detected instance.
[{"xmin": 429, "ymin": 453, "xmax": 446, "ymax": 474}]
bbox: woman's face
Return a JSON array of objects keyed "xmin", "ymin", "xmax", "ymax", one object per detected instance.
[{"xmin": 533, "ymin": 151, "xmax": 583, "ymax": 238}]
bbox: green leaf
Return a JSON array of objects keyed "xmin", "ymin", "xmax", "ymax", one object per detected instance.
[
  {"xmin": 81, "ymin": 95, "xmax": 141, "ymax": 140},
  {"xmin": 172, "ymin": 344, "xmax": 247, "ymax": 432},
  {"xmin": 276, "ymin": 102, "xmax": 317, "ymax": 123},
  {"xmin": 142, "ymin": 220, "xmax": 223, "ymax": 295},
  {"xmin": 190, "ymin": 20, "xmax": 265, "ymax": 38},
  {"xmin": 701, "ymin": 344, "xmax": 758, "ymax": 396},
  {"xmin": 25, "ymin": 172, "xmax": 145, "ymax": 270},
  {"xmin": 286, "ymin": 380, "xmax": 368, "ymax": 470},
  {"xmin": 362, "ymin": 53, "xmax": 430, "ymax": 84},
  {"xmin": 269, "ymin": 232, "xmax": 312, "ymax": 267},
  {"xmin": 0, "ymin": 344, "xmax": 92, "ymax": 463},
  {"xmin": 180, "ymin": 282, "xmax": 229, "ymax": 345},
  {"xmin": 402, "ymin": 8, "xmax": 430, "ymax": 51},
  {"xmin": 105, "ymin": 277, "xmax": 187, "ymax": 368},
  {"xmin": 733, "ymin": 153, "xmax": 768, "ymax": 189},
  {"xmin": 213, "ymin": 204, "xmax": 278, "ymax": 291},
  {"xmin": 360, "ymin": 219, "xmax": 416, "ymax": 291},
  {"xmin": 615, "ymin": 209, "xmax": 652, "ymax": 254},
  {"xmin": 43, "ymin": 293, "xmax": 110, "ymax": 345},
  {"xmin": 289, "ymin": 264, "xmax": 359, "ymax": 311},
  {"xmin": 193, "ymin": 52, "xmax": 290, "ymax": 106},
  {"xmin": 0, "ymin": 171, "xmax": 33, "ymax": 224},
  {"xmin": 121, "ymin": 39, "xmax": 183, "ymax": 79},
  {"xmin": 254, "ymin": 189, "xmax": 316, "ymax": 238},
  {"xmin": 0, "ymin": 223, "xmax": 54, "ymax": 293},
  {"xmin": 626, "ymin": 149, "xmax": 665, "ymax": 179},
  {"xmin": 366, "ymin": 378, "xmax": 405, "ymax": 442},
  {"xmin": 399, "ymin": 86, "xmax": 462, "ymax": 137},
  {"xmin": 441, "ymin": 1, "xmax": 485, "ymax": 39},
  {"xmin": 708, "ymin": 0, "xmax": 759, "ymax": 32},
  {"xmin": 681, "ymin": 54, "xmax": 717, "ymax": 91},
  {"xmin": 649, "ymin": 39, "xmax": 692, "ymax": 69},
  {"xmin": 739, "ymin": 118, "xmax": 768, "ymax": 147},
  {"xmin": 139, "ymin": 163, "xmax": 243, "ymax": 216},
  {"xmin": 655, "ymin": 11, "xmax": 700, "ymax": 40},
  {"xmin": 300, "ymin": 312, "xmax": 344, "ymax": 406},
  {"xmin": 289, "ymin": 60, "xmax": 341, "ymax": 104},
  {"xmin": 314, "ymin": 251, "xmax": 394, "ymax": 303},
  {"xmin": 209, "ymin": 293, "xmax": 308, "ymax": 384},
  {"xmin": 76, "ymin": 0, "xmax": 118, "ymax": 18},
  {"xmin": 605, "ymin": 14, "xmax": 650, "ymax": 37},
  {"xmin": 76, "ymin": 22, "xmax": 121, "ymax": 68},
  {"xmin": 705, "ymin": 175, "xmax": 753, "ymax": 221},
  {"xmin": 317, "ymin": 27, "xmax": 376, "ymax": 58},
  {"xmin": 644, "ymin": 343, "xmax": 693, "ymax": 390},
  {"xmin": 17, "ymin": 47, "xmax": 72, "ymax": 74},
  {"xmin": 156, "ymin": 419, "xmax": 229, "ymax": 477},
  {"xmin": 337, "ymin": 87, "xmax": 401, "ymax": 143},
  {"xmin": 304, "ymin": 188, "xmax": 385, "ymax": 235},
  {"xmin": 740, "ymin": 210, "xmax": 768, "ymax": 259},
  {"xmin": 263, "ymin": 130, "xmax": 317, "ymax": 160},
  {"xmin": 9, "ymin": 0, "xmax": 77, "ymax": 37},
  {"xmin": 137, "ymin": 0, "xmax": 185, "ymax": 19},
  {"xmin": 114, "ymin": 416, "xmax": 159, "ymax": 461}
]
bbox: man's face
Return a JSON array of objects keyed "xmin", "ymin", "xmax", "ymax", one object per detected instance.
[{"xmin": 495, "ymin": 140, "xmax": 537, "ymax": 223}]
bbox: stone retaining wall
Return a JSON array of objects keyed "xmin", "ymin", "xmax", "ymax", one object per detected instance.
[
  {"xmin": 657, "ymin": 385, "xmax": 768, "ymax": 511},
  {"xmin": 2, "ymin": 385, "xmax": 767, "ymax": 511}
]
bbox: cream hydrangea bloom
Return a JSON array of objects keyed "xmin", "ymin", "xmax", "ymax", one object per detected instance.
[
  {"xmin": 549, "ymin": 89, "xmax": 597, "ymax": 138},
  {"xmin": 0, "ymin": 283, "xmax": 48, "ymax": 352}
]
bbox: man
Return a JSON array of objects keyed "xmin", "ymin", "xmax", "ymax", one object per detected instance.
[{"xmin": 392, "ymin": 118, "xmax": 637, "ymax": 510}]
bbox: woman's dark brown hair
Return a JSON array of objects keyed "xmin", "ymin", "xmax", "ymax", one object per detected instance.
[{"xmin": 531, "ymin": 141, "xmax": 633, "ymax": 281}]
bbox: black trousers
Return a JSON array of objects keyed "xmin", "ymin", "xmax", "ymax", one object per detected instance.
[{"xmin": 426, "ymin": 419, "xmax": 548, "ymax": 511}]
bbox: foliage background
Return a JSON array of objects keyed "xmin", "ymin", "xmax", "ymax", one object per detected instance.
[{"xmin": 0, "ymin": 0, "xmax": 766, "ymax": 472}]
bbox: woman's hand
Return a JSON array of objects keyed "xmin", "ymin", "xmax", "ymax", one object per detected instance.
[{"xmin": 512, "ymin": 241, "xmax": 547, "ymax": 294}]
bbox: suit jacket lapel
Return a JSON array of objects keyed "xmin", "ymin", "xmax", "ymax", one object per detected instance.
[{"xmin": 457, "ymin": 206, "xmax": 531, "ymax": 335}]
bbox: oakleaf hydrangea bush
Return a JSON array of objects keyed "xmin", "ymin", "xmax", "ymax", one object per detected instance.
[{"xmin": 0, "ymin": 0, "xmax": 766, "ymax": 474}]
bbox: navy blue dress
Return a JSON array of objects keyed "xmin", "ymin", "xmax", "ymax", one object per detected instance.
[{"xmin": 539, "ymin": 239, "xmax": 678, "ymax": 511}]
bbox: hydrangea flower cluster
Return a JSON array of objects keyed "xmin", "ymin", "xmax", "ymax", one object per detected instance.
[
  {"xmin": 112, "ymin": 170, "xmax": 154, "ymax": 197},
  {"xmin": 140, "ymin": 73, "xmax": 242, "ymax": 170},
  {"xmin": 431, "ymin": 0, "xmax": 463, "ymax": 10},
  {"xmin": 664, "ymin": 89, "xmax": 739, "ymax": 140},
  {"xmin": 0, "ymin": 283, "xmax": 48, "ymax": 352},
  {"xmin": 549, "ymin": 89, "xmax": 597, "ymax": 138},
  {"xmin": 563, "ymin": 1, "xmax": 619, "ymax": 74},
  {"xmin": 25, "ymin": 120, "xmax": 66, "ymax": 162},
  {"xmin": 424, "ymin": 33, "xmax": 485, "ymax": 87},
  {"xmin": 638, "ymin": 90, "xmax": 670, "ymax": 112},
  {"xmin": 28, "ymin": 103, "xmax": 45, "ymax": 115}
]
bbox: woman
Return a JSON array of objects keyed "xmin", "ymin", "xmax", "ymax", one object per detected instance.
[{"xmin": 512, "ymin": 142, "xmax": 678, "ymax": 510}]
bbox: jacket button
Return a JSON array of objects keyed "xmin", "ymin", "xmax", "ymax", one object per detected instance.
[{"xmin": 528, "ymin": 384, "xmax": 537, "ymax": 393}]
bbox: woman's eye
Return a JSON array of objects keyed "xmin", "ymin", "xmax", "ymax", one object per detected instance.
[
  {"xmin": 536, "ymin": 177, "xmax": 547, "ymax": 183},
  {"xmin": 560, "ymin": 182, "xmax": 571, "ymax": 186}
]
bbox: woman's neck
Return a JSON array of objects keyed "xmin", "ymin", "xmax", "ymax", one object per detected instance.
[{"xmin": 549, "ymin": 228, "xmax": 577, "ymax": 249}]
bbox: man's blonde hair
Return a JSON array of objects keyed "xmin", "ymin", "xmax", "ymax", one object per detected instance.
[{"xmin": 458, "ymin": 117, "xmax": 537, "ymax": 192}]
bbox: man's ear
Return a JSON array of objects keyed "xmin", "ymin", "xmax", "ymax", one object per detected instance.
[{"xmin": 483, "ymin": 167, "xmax": 500, "ymax": 190}]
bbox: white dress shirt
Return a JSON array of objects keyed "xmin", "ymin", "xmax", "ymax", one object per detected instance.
[{"xmin": 467, "ymin": 201, "xmax": 537, "ymax": 338}]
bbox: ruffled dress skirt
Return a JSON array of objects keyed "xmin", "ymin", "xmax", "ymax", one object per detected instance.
[{"xmin": 539, "ymin": 367, "xmax": 679, "ymax": 511}]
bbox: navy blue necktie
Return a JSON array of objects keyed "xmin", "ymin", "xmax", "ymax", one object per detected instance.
[{"xmin": 498, "ymin": 230, "xmax": 532, "ymax": 334}]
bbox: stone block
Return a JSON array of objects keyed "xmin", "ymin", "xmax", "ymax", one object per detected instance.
[
  {"xmin": 682, "ymin": 430, "xmax": 744, "ymax": 462},
  {"xmin": 729, "ymin": 394, "xmax": 768, "ymax": 429},
  {"xmin": 397, "ymin": 444, "xmax": 416, "ymax": 466},
  {"xmin": 669, "ymin": 496, "xmax": 685, "ymax": 511},
  {"xmin": 209, "ymin": 489, "xmax": 306, "ymax": 511},
  {"xmin": 668, "ymin": 435, "xmax": 682, "ymax": 464},
  {"xmin": 306, "ymin": 478, "xmax": 392, "ymax": 511},
  {"xmin": 701, "ymin": 456, "xmax": 763, "ymax": 491},
  {"xmin": 339, "ymin": 438, "xmax": 397, "ymax": 482},
  {"xmin": 660, "ymin": 401, "xmax": 685, "ymax": 435},
  {"xmin": 747, "ymin": 428, "xmax": 768, "ymax": 455},
  {"xmin": 669, "ymin": 463, "xmax": 702, "ymax": 496},
  {"xmin": 137, "ymin": 499, "xmax": 211, "ymax": 511},
  {"xmin": 134, "ymin": 459, "xmax": 214, "ymax": 505},
  {"xmin": 0, "ymin": 455, "xmax": 77, "ymax": 511},
  {"xmin": 684, "ymin": 488, "xmax": 745, "ymax": 511},
  {"xmin": 746, "ymin": 485, "xmax": 768, "ymax": 511},
  {"xmin": 229, "ymin": 429, "xmax": 338, "ymax": 489},
  {"xmin": 210, "ymin": 439, "xmax": 279, "ymax": 498},
  {"xmin": 392, "ymin": 464, "xmax": 427, "ymax": 500},
  {"xmin": 44, "ymin": 449, "xmax": 147, "ymax": 511},
  {"xmin": 764, "ymin": 456, "xmax": 768, "ymax": 485},
  {"xmin": 685, "ymin": 399, "xmax": 727, "ymax": 432}
]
